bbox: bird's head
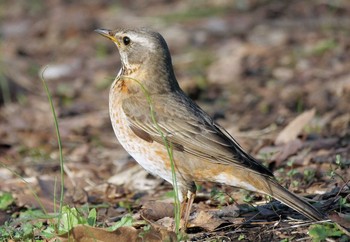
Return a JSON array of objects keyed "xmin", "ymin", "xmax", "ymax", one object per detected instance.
[{"xmin": 95, "ymin": 28, "xmax": 174, "ymax": 77}]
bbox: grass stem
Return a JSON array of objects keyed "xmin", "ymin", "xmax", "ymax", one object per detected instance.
[
  {"xmin": 120, "ymin": 76, "xmax": 181, "ymax": 233},
  {"xmin": 40, "ymin": 67, "xmax": 65, "ymax": 232}
]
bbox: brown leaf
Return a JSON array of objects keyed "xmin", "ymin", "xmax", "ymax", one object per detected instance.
[
  {"xmin": 37, "ymin": 176, "xmax": 62, "ymax": 201},
  {"xmin": 330, "ymin": 113, "xmax": 350, "ymax": 135},
  {"xmin": 108, "ymin": 165, "xmax": 162, "ymax": 191},
  {"xmin": 136, "ymin": 226, "xmax": 177, "ymax": 242},
  {"xmin": 14, "ymin": 176, "xmax": 60, "ymax": 213},
  {"xmin": 154, "ymin": 217, "xmax": 174, "ymax": 229},
  {"xmin": 141, "ymin": 201, "xmax": 174, "ymax": 221},
  {"xmin": 329, "ymin": 212, "xmax": 350, "ymax": 229},
  {"xmin": 190, "ymin": 210, "xmax": 223, "ymax": 231},
  {"xmin": 273, "ymin": 139, "xmax": 303, "ymax": 164},
  {"xmin": 16, "ymin": 194, "xmax": 58, "ymax": 213},
  {"xmin": 215, "ymin": 204, "xmax": 240, "ymax": 219},
  {"xmin": 207, "ymin": 40, "xmax": 246, "ymax": 85},
  {"xmin": 57, "ymin": 225, "xmax": 138, "ymax": 242},
  {"xmin": 275, "ymin": 109, "xmax": 315, "ymax": 145}
]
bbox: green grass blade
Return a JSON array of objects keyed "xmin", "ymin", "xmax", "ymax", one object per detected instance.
[
  {"xmin": 0, "ymin": 163, "xmax": 48, "ymax": 215},
  {"xmin": 40, "ymin": 67, "xmax": 65, "ymax": 231},
  {"xmin": 119, "ymin": 76, "xmax": 181, "ymax": 233}
]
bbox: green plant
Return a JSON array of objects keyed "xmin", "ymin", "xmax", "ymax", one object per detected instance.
[
  {"xmin": 243, "ymin": 192, "xmax": 255, "ymax": 203},
  {"xmin": 286, "ymin": 168, "xmax": 298, "ymax": 177},
  {"xmin": 309, "ymin": 223, "xmax": 344, "ymax": 242},
  {"xmin": 107, "ymin": 214, "xmax": 133, "ymax": 231},
  {"xmin": 58, "ymin": 206, "xmax": 97, "ymax": 234},
  {"xmin": 0, "ymin": 220, "xmax": 34, "ymax": 241},
  {"xmin": 41, "ymin": 67, "xmax": 65, "ymax": 229},
  {"xmin": 304, "ymin": 169, "xmax": 316, "ymax": 184},
  {"xmin": 118, "ymin": 200, "xmax": 133, "ymax": 213},
  {"xmin": 280, "ymin": 239, "xmax": 289, "ymax": 242},
  {"xmin": 274, "ymin": 167, "xmax": 285, "ymax": 183},
  {"xmin": 0, "ymin": 209, "xmax": 54, "ymax": 241},
  {"xmin": 0, "ymin": 192, "xmax": 14, "ymax": 210},
  {"xmin": 310, "ymin": 39, "xmax": 337, "ymax": 56},
  {"xmin": 0, "ymin": 164, "xmax": 48, "ymax": 215},
  {"xmin": 210, "ymin": 188, "xmax": 227, "ymax": 206},
  {"xmin": 338, "ymin": 197, "xmax": 350, "ymax": 214},
  {"xmin": 138, "ymin": 224, "xmax": 151, "ymax": 240},
  {"xmin": 286, "ymin": 159, "xmax": 300, "ymax": 187},
  {"xmin": 238, "ymin": 234, "xmax": 245, "ymax": 240},
  {"xmin": 327, "ymin": 155, "xmax": 348, "ymax": 186},
  {"xmin": 0, "ymin": 71, "xmax": 145, "ymax": 241}
]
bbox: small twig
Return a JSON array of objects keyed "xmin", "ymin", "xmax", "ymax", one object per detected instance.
[{"xmin": 265, "ymin": 219, "xmax": 331, "ymax": 233}]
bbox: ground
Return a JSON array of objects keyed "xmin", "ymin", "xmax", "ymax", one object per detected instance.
[{"xmin": 0, "ymin": 1, "xmax": 349, "ymax": 241}]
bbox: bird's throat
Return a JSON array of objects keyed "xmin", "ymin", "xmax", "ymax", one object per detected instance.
[{"xmin": 121, "ymin": 64, "xmax": 141, "ymax": 76}]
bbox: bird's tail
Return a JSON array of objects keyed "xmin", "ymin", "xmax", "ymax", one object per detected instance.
[{"xmin": 265, "ymin": 179, "xmax": 326, "ymax": 221}]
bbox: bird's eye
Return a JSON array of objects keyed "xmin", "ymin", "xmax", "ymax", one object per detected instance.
[{"xmin": 123, "ymin": 36, "xmax": 130, "ymax": 45}]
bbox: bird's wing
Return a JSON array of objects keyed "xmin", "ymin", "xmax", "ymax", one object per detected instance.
[{"xmin": 122, "ymin": 92, "xmax": 274, "ymax": 177}]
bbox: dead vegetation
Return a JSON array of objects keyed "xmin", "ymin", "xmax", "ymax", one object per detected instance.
[{"xmin": 0, "ymin": 1, "xmax": 349, "ymax": 241}]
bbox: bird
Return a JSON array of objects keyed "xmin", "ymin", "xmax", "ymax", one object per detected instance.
[{"xmin": 95, "ymin": 28, "xmax": 326, "ymax": 228}]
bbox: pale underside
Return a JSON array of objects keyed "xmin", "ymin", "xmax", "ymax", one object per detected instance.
[{"xmin": 108, "ymin": 75, "xmax": 274, "ymax": 200}]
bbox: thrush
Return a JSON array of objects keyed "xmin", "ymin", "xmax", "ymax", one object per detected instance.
[{"xmin": 95, "ymin": 28, "xmax": 326, "ymax": 227}]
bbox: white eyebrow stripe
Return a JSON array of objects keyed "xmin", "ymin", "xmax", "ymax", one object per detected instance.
[{"xmin": 128, "ymin": 34, "xmax": 155, "ymax": 50}]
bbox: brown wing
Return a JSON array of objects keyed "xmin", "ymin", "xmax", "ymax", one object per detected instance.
[{"xmin": 122, "ymin": 91, "xmax": 274, "ymax": 177}]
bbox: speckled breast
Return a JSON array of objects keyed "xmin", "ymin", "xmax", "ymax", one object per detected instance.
[{"xmin": 108, "ymin": 78, "xmax": 175, "ymax": 186}]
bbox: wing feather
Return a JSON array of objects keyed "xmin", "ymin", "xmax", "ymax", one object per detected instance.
[{"xmin": 122, "ymin": 93, "xmax": 273, "ymax": 177}]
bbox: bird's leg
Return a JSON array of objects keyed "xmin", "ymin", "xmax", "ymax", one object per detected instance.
[
  {"xmin": 180, "ymin": 183, "xmax": 196, "ymax": 229},
  {"xmin": 182, "ymin": 190, "xmax": 195, "ymax": 228}
]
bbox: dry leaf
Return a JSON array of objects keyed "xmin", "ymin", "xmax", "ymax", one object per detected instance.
[
  {"xmin": 190, "ymin": 210, "xmax": 223, "ymax": 231},
  {"xmin": 273, "ymin": 139, "xmax": 303, "ymax": 164},
  {"xmin": 16, "ymin": 194, "xmax": 58, "ymax": 213},
  {"xmin": 57, "ymin": 225, "xmax": 138, "ymax": 242},
  {"xmin": 141, "ymin": 201, "xmax": 174, "ymax": 221},
  {"xmin": 108, "ymin": 165, "xmax": 162, "ymax": 191},
  {"xmin": 136, "ymin": 226, "xmax": 177, "ymax": 242},
  {"xmin": 275, "ymin": 109, "xmax": 315, "ymax": 145},
  {"xmin": 329, "ymin": 212, "xmax": 350, "ymax": 229}
]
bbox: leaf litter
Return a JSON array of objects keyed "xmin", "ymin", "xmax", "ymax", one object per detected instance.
[{"xmin": 0, "ymin": 0, "xmax": 349, "ymax": 241}]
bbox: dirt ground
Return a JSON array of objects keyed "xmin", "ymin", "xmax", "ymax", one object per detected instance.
[{"xmin": 0, "ymin": 1, "xmax": 349, "ymax": 241}]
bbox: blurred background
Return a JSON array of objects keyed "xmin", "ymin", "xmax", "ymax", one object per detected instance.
[{"xmin": 0, "ymin": 0, "xmax": 349, "ymax": 235}]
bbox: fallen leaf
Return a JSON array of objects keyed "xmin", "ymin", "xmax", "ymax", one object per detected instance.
[
  {"xmin": 56, "ymin": 225, "xmax": 138, "ymax": 242},
  {"xmin": 273, "ymin": 139, "xmax": 303, "ymax": 164},
  {"xmin": 137, "ymin": 226, "xmax": 177, "ymax": 242},
  {"xmin": 108, "ymin": 165, "xmax": 162, "ymax": 192},
  {"xmin": 329, "ymin": 212, "xmax": 350, "ymax": 229},
  {"xmin": 215, "ymin": 204, "xmax": 240, "ymax": 219},
  {"xmin": 154, "ymin": 217, "xmax": 174, "ymax": 229},
  {"xmin": 16, "ymin": 194, "xmax": 58, "ymax": 213},
  {"xmin": 190, "ymin": 210, "xmax": 223, "ymax": 231},
  {"xmin": 141, "ymin": 201, "xmax": 174, "ymax": 221},
  {"xmin": 275, "ymin": 109, "xmax": 316, "ymax": 145},
  {"xmin": 207, "ymin": 40, "xmax": 246, "ymax": 85}
]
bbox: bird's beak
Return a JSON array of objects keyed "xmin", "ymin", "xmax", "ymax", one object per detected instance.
[{"xmin": 95, "ymin": 29, "xmax": 120, "ymax": 46}]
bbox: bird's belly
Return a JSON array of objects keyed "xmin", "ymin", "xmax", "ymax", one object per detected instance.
[{"xmin": 109, "ymin": 103, "xmax": 174, "ymax": 184}]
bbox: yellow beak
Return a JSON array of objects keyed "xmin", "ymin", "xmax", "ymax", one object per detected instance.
[{"xmin": 95, "ymin": 29, "xmax": 120, "ymax": 46}]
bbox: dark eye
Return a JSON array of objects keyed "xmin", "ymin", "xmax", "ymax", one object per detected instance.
[{"xmin": 123, "ymin": 36, "xmax": 130, "ymax": 45}]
